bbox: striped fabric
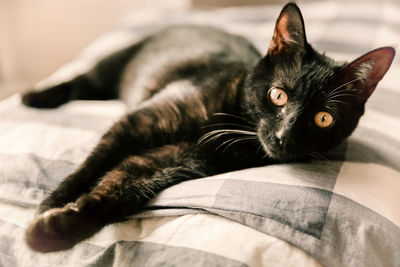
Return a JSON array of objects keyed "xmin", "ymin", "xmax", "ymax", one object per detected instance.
[{"xmin": 1, "ymin": 0, "xmax": 399, "ymax": 266}]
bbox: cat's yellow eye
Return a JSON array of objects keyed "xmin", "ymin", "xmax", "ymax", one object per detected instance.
[
  {"xmin": 269, "ymin": 87, "xmax": 287, "ymax": 107},
  {"xmin": 314, "ymin": 111, "xmax": 334, "ymax": 128}
]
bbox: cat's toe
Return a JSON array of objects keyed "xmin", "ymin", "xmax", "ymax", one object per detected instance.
[
  {"xmin": 25, "ymin": 204, "xmax": 94, "ymax": 252},
  {"xmin": 21, "ymin": 91, "xmax": 65, "ymax": 109},
  {"xmin": 21, "ymin": 83, "xmax": 72, "ymax": 108},
  {"xmin": 26, "ymin": 208, "xmax": 71, "ymax": 252},
  {"xmin": 22, "ymin": 92, "xmax": 45, "ymax": 108}
]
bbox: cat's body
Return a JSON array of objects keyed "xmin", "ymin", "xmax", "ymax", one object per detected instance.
[{"xmin": 23, "ymin": 3, "xmax": 395, "ymax": 252}]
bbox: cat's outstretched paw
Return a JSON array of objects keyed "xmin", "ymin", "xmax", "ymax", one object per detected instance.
[{"xmin": 25, "ymin": 203, "xmax": 98, "ymax": 252}]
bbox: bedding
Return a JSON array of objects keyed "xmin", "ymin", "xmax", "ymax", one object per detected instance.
[{"xmin": 1, "ymin": 0, "xmax": 400, "ymax": 266}]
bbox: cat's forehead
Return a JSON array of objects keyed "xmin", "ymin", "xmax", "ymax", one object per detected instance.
[{"xmin": 273, "ymin": 55, "xmax": 339, "ymax": 95}]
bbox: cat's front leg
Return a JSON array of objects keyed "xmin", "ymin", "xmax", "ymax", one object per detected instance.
[
  {"xmin": 37, "ymin": 88, "xmax": 210, "ymax": 214},
  {"xmin": 26, "ymin": 143, "xmax": 207, "ymax": 252},
  {"xmin": 36, "ymin": 115, "xmax": 135, "ymax": 214}
]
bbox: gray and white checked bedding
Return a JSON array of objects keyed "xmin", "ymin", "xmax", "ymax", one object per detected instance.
[{"xmin": 1, "ymin": 0, "xmax": 400, "ymax": 266}]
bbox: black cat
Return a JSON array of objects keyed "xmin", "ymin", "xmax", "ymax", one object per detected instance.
[{"xmin": 23, "ymin": 3, "xmax": 395, "ymax": 252}]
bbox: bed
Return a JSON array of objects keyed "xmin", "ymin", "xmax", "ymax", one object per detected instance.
[{"xmin": 1, "ymin": 0, "xmax": 399, "ymax": 266}]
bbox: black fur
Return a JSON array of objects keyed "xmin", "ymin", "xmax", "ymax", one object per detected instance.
[{"xmin": 23, "ymin": 3, "xmax": 394, "ymax": 252}]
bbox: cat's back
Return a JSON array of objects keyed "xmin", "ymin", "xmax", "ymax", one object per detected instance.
[
  {"xmin": 141, "ymin": 25, "xmax": 260, "ymax": 62},
  {"xmin": 119, "ymin": 25, "xmax": 261, "ymax": 105}
]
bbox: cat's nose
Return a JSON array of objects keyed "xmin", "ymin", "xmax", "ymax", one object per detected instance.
[
  {"xmin": 277, "ymin": 137, "xmax": 283, "ymax": 146},
  {"xmin": 274, "ymin": 135, "xmax": 283, "ymax": 146},
  {"xmin": 274, "ymin": 131, "xmax": 284, "ymax": 146}
]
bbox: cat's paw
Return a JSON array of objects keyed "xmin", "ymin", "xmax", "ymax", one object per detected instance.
[
  {"xmin": 22, "ymin": 83, "xmax": 72, "ymax": 108},
  {"xmin": 25, "ymin": 203, "xmax": 97, "ymax": 252}
]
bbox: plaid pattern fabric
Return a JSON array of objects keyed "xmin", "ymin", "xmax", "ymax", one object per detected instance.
[{"xmin": 1, "ymin": 0, "xmax": 399, "ymax": 266}]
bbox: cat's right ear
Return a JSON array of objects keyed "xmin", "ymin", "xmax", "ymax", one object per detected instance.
[
  {"xmin": 340, "ymin": 47, "xmax": 395, "ymax": 103},
  {"xmin": 268, "ymin": 3, "xmax": 307, "ymax": 57}
]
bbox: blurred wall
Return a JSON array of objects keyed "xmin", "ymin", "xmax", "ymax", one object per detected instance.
[
  {"xmin": 193, "ymin": 0, "xmax": 290, "ymax": 7},
  {"xmin": 0, "ymin": 0, "xmax": 189, "ymax": 97}
]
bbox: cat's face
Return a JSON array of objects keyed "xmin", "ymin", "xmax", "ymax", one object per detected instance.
[{"xmin": 244, "ymin": 3, "xmax": 395, "ymax": 161}]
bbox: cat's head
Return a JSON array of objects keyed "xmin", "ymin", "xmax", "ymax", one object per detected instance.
[{"xmin": 244, "ymin": 3, "xmax": 395, "ymax": 161}]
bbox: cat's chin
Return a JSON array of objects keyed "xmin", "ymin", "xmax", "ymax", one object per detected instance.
[{"xmin": 260, "ymin": 142, "xmax": 301, "ymax": 162}]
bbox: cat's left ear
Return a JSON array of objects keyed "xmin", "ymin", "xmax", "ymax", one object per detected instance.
[
  {"xmin": 341, "ymin": 47, "xmax": 395, "ymax": 101},
  {"xmin": 268, "ymin": 3, "xmax": 307, "ymax": 57}
]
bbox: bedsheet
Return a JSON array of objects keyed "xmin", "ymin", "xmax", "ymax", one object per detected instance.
[{"xmin": 1, "ymin": 0, "xmax": 400, "ymax": 266}]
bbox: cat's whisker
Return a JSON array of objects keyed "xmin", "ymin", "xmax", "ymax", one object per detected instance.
[
  {"xmin": 331, "ymin": 87, "xmax": 359, "ymax": 94},
  {"xmin": 198, "ymin": 131, "xmax": 230, "ymax": 144},
  {"xmin": 327, "ymin": 86, "xmax": 359, "ymax": 97},
  {"xmin": 212, "ymin": 113, "xmax": 256, "ymax": 126},
  {"xmin": 204, "ymin": 133, "xmax": 230, "ymax": 144},
  {"xmin": 309, "ymin": 152, "xmax": 328, "ymax": 161},
  {"xmin": 202, "ymin": 122, "xmax": 255, "ymax": 131},
  {"xmin": 324, "ymin": 106, "xmax": 334, "ymax": 111},
  {"xmin": 328, "ymin": 93, "xmax": 359, "ymax": 101},
  {"xmin": 326, "ymin": 99, "xmax": 347, "ymax": 105},
  {"xmin": 262, "ymin": 152, "xmax": 269, "ymax": 159},
  {"xmin": 327, "ymin": 89, "xmax": 358, "ymax": 100},
  {"xmin": 203, "ymin": 130, "xmax": 257, "ymax": 143},
  {"xmin": 198, "ymin": 129, "xmax": 257, "ymax": 145},
  {"xmin": 256, "ymin": 143, "xmax": 264, "ymax": 154},
  {"xmin": 318, "ymin": 154, "xmax": 328, "ymax": 161},
  {"xmin": 255, "ymin": 143, "xmax": 269, "ymax": 159},
  {"xmin": 327, "ymin": 77, "xmax": 364, "ymax": 98},
  {"xmin": 216, "ymin": 136, "xmax": 258, "ymax": 152}
]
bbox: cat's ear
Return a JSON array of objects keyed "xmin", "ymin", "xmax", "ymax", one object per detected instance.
[
  {"xmin": 268, "ymin": 3, "xmax": 307, "ymax": 57},
  {"xmin": 341, "ymin": 47, "xmax": 395, "ymax": 101}
]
